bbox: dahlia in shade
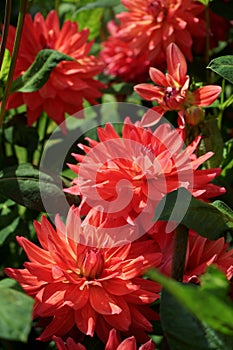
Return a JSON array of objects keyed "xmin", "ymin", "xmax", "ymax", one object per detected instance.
[
  {"xmin": 54, "ymin": 336, "xmax": 85, "ymax": 350},
  {"xmin": 134, "ymin": 43, "xmax": 222, "ymax": 127},
  {"xmin": 149, "ymin": 223, "xmax": 233, "ymax": 283},
  {"xmin": 5, "ymin": 10, "xmax": 104, "ymax": 126},
  {"xmin": 193, "ymin": 9, "xmax": 232, "ymax": 56},
  {"xmin": 184, "ymin": 230, "xmax": 233, "ymax": 283},
  {"xmin": 53, "ymin": 328, "xmax": 155, "ymax": 350},
  {"xmin": 66, "ymin": 117, "xmax": 225, "ymax": 231},
  {"xmin": 101, "ymin": 21, "xmax": 151, "ymax": 83},
  {"xmin": 4, "ymin": 207, "xmax": 162, "ymax": 343},
  {"xmin": 114, "ymin": 0, "xmax": 206, "ymax": 65}
]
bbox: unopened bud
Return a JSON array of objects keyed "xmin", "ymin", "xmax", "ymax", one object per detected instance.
[{"xmin": 185, "ymin": 106, "xmax": 205, "ymax": 126}]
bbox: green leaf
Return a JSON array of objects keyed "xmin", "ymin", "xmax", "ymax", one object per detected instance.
[
  {"xmin": 11, "ymin": 49, "xmax": 74, "ymax": 93},
  {"xmin": 0, "ymin": 278, "xmax": 18, "ymax": 289},
  {"xmin": 212, "ymin": 200, "xmax": 233, "ymax": 224},
  {"xmin": 0, "ymin": 163, "xmax": 79, "ymax": 213},
  {"xmin": 0, "ymin": 49, "xmax": 11, "ymax": 82},
  {"xmin": 0, "ymin": 217, "xmax": 20, "ymax": 245},
  {"xmin": 154, "ymin": 188, "xmax": 233, "ymax": 240},
  {"xmin": 161, "ymin": 288, "xmax": 233, "ymax": 350},
  {"xmin": 76, "ymin": 0, "xmax": 120, "ymax": 12},
  {"xmin": 196, "ymin": 0, "xmax": 213, "ymax": 6},
  {"xmin": 0, "ymin": 287, "xmax": 33, "ymax": 342},
  {"xmin": 207, "ymin": 56, "xmax": 233, "ymax": 85},
  {"xmin": 146, "ymin": 266, "xmax": 233, "ymax": 336},
  {"xmin": 72, "ymin": 7, "xmax": 104, "ymax": 40}
]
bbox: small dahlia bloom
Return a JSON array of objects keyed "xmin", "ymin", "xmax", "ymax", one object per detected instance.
[
  {"xmin": 115, "ymin": 0, "xmax": 206, "ymax": 65},
  {"xmin": 5, "ymin": 11, "xmax": 104, "ymax": 126},
  {"xmin": 66, "ymin": 117, "xmax": 225, "ymax": 230},
  {"xmin": 4, "ymin": 207, "xmax": 161, "ymax": 343},
  {"xmin": 53, "ymin": 328, "xmax": 155, "ymax": 350},
  {"xmin": 134, "ymin": 43, "xmax": 222, "ymax": 127},
  {"xmin": 150, "ymin": 224, "xmax": 233, "ymax": 283}
]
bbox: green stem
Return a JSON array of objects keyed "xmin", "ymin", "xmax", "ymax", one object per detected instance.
[
  {"xmin": 217, "ymin": 79, "xmax": 225, "ymax": 130},
  {"xmin": 162, "ymin": 336, "xmax": 170, "ymax": 350},
  {"xmin": 0, "ymin": 0, "xmax": 12, "ymax": 72},
  {"xmin": 0, "ymin": 0, "xmax": 28, "ymax": 128},
  {"xmin": 221, "ymin": 94, "xmax": 233, "ymax": 110},
  {"xmin": 55, "ymin": 0, "xmax": 60, "ymax": 15},
  {"xmin": 205, "ymin": 3, "xmax": 211, "ymax": 83},
  {"xmin": 37, "ymin": 114, "xmax": 50, "ymax": 166},
  {"xmin": 171, "ymin": 224, "xmax": 189, "ymax": 282}
]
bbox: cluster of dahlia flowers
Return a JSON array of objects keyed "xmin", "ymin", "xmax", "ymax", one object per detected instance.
[
  {"xmin": 5, "ymin": 116, "xmax": 233, "ymax": 348},
  {"xmin": 101, "ymin": 0, "xmax": 230, "ymax": 82},
  {"xmin": 3, "ymin": 2, "xmax": 233, "ymax": 350}
]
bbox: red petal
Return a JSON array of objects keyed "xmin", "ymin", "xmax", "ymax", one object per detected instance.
[
  {"xmin": 38, "ymin": 306, "xmax": 74, "ymax": 341},
  {"xmin": 16, "ymin": 236, "xmax": 52, "ymax": 265},
  {"xmin": 192, "ymin": 85, "xmax": 221, "ymax": 106},
  {"xmin": 65, "ymin": 284, "xmax": 89, "ymax": 310},
  {"xmin": 140, "ymin": 107, "xmax": 163, "ymax": 127},
  {"xmin": 118, "ymin": 337, "xmax": 137, "ymax": 350},
  {"xmin": 105, "ymin": 329, "xmax": 120, "ymax": 350},
  {"xmin": 34, "ymin": 283, "xmax": 67, "ymax": 316},
  {"xmin": 103, "ymin": 297, "xmax": 131, "ymax": 331},
  {"xmin": 134, "ymin": 84, "xmax": 163, "ymax": 101},
  {"xmin": 166, "ymin": 43, "xmax": 187, "ymax": 84},
  {"xmin": 139, "ymin": 339, "xmax": 156, "ymax": 350},
  {"xmin": 89, "ymin": 286, "xmax": 122, "ymax": 315},
  {"xmin": 102, "ymin": 278, "xmax": 139, "ymax": 296},
  {"xmin": 149, "ymin": 67, "xmax": 167, "ymax": 86},
  {"xmin": 75, "ymin": 302, "xmax": 96, "ymax": 336}
]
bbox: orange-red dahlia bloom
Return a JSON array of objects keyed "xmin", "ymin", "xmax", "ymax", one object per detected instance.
[
  {"xmin": 134, "ymin": 43, "xmax": 222, "ymax": 127},
  {"xmin": 101, "ymin": 21, "xmax": 151, "ymax": 83},
  {"xmin": 150, "ymin": 223, "xmax": 233, "ymax": 282},
  {"xmin": 54, "ymin": 328, "xmax": 155, "ymax": 350},
  {"xmin": 105, "ymin": 0, "xmax": 206, "ymax": 70},
  {"xmin": 4, "ymin": 207, "xmax": 161, "ymax": 343},
  {"xmin": 66, "ymin": 118, "xmax": 225, "ymax": 230},
  {"xmin": 5, "ymin": 11, "xmax": 104, "ymax": 126}
]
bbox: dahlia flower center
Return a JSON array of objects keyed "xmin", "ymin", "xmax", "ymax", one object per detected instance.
[
  {"xmin": 148, "ymin": 0, "xmax": 166, "ymax": 21},
  {"xmin": 141, "ymin": 145, "xmax": 154, "ymax": 158},
  {"xmin": 78, "ymin": 249, "xmax": 104, "ymax": 279},
  {"xmin": 164, "ymin": 86, "xmax": 181, "ymax": 108}
]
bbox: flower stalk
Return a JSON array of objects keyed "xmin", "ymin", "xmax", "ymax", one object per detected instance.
[
  {"xmin": 205, "ymin": 3, "xmax": 211, "ymax": 83},
  {"xmin": 0, "ymin": 0, "xmax": 28, "ymax": 128},
  {"xmin": 0, "ymin": 0, "xmax": 12, "ymax": 72},
  {"xmin": 55, "ymin": 0, "xmax": 60, "ymax": 15}
]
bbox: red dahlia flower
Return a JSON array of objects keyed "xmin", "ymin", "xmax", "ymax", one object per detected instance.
[
  {"xmin": 150, "ymin": 223, "xmax": 233, "ymax": 282},
  {"xmin": 66, "ymin": 118, "xmax": 225, "ymax": 231},
  {"xmin": 101, "ymin": 21, "xmax": 151, "ymax": 83},
  {"xmin": 5, "ymin": 207, "xmax": 161, "ymax": 343},
  {"xmin": 5, "ymin": 11, "xmax": 104, "ymax": 126},
  {"xmin": 112, "ymin": 0, "xmax": 206, "ymax": 66},
  {"xmin": 53, "ymin": 328, "xmax": 155, "ymax": 349},
  {"xmin": 134, "ymin": 43, "xmax": 222, "ymax": 127},
  {"xmin": 184, "ymin": 230, "xmax": 233, "ymax": 283}
]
